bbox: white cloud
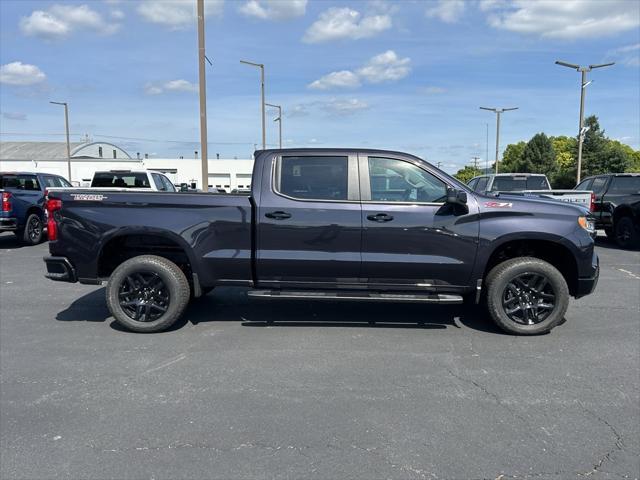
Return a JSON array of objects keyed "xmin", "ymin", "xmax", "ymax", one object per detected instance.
[
  {"xmin": 321, "ymin": 98, "xmax": 369, "ymax": 115},
  {"xmin": 426, "ymin": 0, "xmax": 465, "ymax": 23},
  {"xmin": 308, "ymin": 70, "xmax": 361, "ymax": 90},
  {"xmin": 608, "ymin": 43, "xmax": 640, "ymax": 67},
  {"xmin": 2, "ymin": 112, "xmax": 28, "ymax": 121},
  {"xmin": 145, "ymin": 79, "xmax": 198, "ymax": 95},
  {"xmin": 239, "ymin": 0, "xmax": 306, "ymax": 20},
  {"xmin": 0, "ymin": 62, "xmax": 47, "ymax": 86},
  {"xmin": 308, "ymin": 50, "xmax": 411, "ymax": 90},
  {"xmin": 20, "ymin": 4, "xmax": 119, "ymax": 39},
  {"xmin": 137, "ymin": 0, "xmax": 224, "ymax": 29},
  {"xmin": 419, "ymin": 86, "xmax": 447, "ymax": 94},
  {"xmin": 482, "ymin": 0, "xmax": 640, "ymax": 39},
  {"xmin": 110, "ymin": 9, "xmax": 125, "ymax": 20},
  {"xmin": 357, "ymin": 50, "xmax": 411, "ymax": 83},
  {"xmin": 303, "ymin": 7, "xmax": 391, "ymax": 43}
]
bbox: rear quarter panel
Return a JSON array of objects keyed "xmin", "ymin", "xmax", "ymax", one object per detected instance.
[{"xmin": 48, "ymin": 190, "xmax": 253, "ymax": 285}]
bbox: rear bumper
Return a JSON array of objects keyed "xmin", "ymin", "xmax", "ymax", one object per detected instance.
[
  {"xmin": 44, "ymin": 256, "xmax": 77, "ymax": 282},
  {"xmin": 575, "ymin": 253, "xmax": 599, "ymax": 298},
  {"xmin": 0, "ymin": 217, "xmax": 18, "ymax": 231}
]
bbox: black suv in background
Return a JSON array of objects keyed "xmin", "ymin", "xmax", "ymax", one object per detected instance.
[{"xmin": 576, "ymin": 173, "xmax": 640, "ymax": 248}]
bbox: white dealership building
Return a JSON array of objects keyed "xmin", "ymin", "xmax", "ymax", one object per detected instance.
[{"xmin": 0, "ymin": 141, "xmax": 254, "ymax": 191}]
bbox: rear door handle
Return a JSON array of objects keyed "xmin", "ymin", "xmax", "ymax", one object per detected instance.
[
  {"xmin": 265, "ymin": 211, "xmax": 291, "ymax": 220},
  {"xmin": 367, "ymin": 213, "xmax": 394, "ymax": 222}
]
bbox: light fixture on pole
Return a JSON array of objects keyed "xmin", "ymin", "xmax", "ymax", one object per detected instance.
[
  {"xmin": 49, "ymin": 101, "xmax": 71, "ymax": 182},
  {"xmin": 479, "ymin": 106, "xmax": 518, "ymax": 174},
  {"xmin": 197, "ymin": 0, "xmax": 209, "ymax": 191},
  {"xmin": 265, "ymin": 103, "xmax": 282, "ymax": 149},
  {"xmin": 240, "ymin": 59, "xmax": 266, "ymax": 150},
  {"xmin": 555, "ymin": 60, "xmax": 614, "ymax": 184}
]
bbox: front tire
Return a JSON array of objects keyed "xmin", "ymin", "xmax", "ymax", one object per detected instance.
[
  {"xmin": 106, "ymin": 255, "xmax": 190, "ymax": 333},
  {"xmin": 614, "ymin": 216, "xmax": 638, "ymax": 249},
  {"xmin": 485, "ymin": 257, "xmax": 569, "ymax": 335}
]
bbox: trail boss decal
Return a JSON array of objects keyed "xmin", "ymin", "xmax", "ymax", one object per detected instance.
[
  {"xmin": 484, "ymin": 201, "xmax": 512, "ymax": 208},
  {"xmin": 70, "ymin": 194, "xmax": 108, "ymax": 201}
]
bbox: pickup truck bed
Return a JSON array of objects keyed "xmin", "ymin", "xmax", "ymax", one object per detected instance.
[{"xmin": 44, "ymin": 148, "xmax": 599, "ymax": 336}]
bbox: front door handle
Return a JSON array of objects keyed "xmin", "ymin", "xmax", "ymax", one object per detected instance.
[
  {"xmin": 367, "ymin": 213, "xmax": 394, "ymax": 222},
  {"xmin": 265, "ymin": 211, "xmax": 291, "ymax": 220}
]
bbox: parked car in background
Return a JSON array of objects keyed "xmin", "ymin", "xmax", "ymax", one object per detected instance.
[
  {"xmin": 0, "ymin": 172, "xmax": 71, "ymax": 245},
  {"xmin": 468, "ymin": 173, "xmax": 593, "ymax": 210},
  {"xmin": 576, "ymin": 173, "xmax": 640, "ymax": 248},
  {"xmin": 44, "ymin": 148, "xmax": 598, "ymax": 336},
  {"xmin": 90, "ymin": 170, "xmax": 176, "ymax": 192}
]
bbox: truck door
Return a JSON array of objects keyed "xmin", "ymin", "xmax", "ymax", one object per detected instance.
[
  {"xmin": 256, "ymin": 153, "xmax": 362, "ymax": 288},
  {"xmin": 359, "ymin": 154, "xmax": 479, "ymax": 290}
]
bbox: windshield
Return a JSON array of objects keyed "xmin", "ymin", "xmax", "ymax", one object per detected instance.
[{"xmin": 491, "ymin": 176, "xmax": 549, "ymax": 192}]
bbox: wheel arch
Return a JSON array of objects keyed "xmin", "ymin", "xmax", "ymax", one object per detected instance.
[{"xmin": 480, "ymin": 235, "xmax": 579, "ymax": 296}]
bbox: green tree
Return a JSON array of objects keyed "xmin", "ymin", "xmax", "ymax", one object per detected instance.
[
  {"xmin": 521, "ymin": 133, "xmax": 556, "ymax": 174},
  {"xmin": 581, "ymin": 115, "xmax": 608, "ymax": 177},
  {"xmin": 453, "ymin": 165, "xmax": 482, "ymax": 184},
  {"xmin": 550, "ymin": 135, "xmax": 577, "ymax": 188},
  {"xmin": 601, "ymin": 141, "xmax": 633, "ymax": 173},
  {"xmin": 628, "ymin": 150, "xmax": 640, "ymax": 173},
  {"xmin": 499, "ymin": 141, "xmax": 526, "ymax": 172}
]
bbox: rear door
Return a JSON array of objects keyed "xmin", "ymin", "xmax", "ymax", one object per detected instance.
[
  {"xmin": 256, "ymin": 152, "xmax": 362, "ymax": 288},
  {"xmin": 359, "ymin": 154, "xmax": 479, "ymax": 290},
  {"xmin": 1, "ymin": 174, "xmax": 44, "ymax": 225}
]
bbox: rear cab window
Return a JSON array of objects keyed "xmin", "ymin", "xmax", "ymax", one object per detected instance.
[
  {"xmin": 490, "ymin": 175, "xmax": 549, "ymax": 192},
  {"xmin": 1, "ymin": 175, "xmax": 41, "ymax": 191},
  {"xmin": 276, "ymin": 156, "xmax": 349, "ymax": 201},
  {"xmin": 609, "ymin": 176, "xmax": 640, "ymax": 194},
  {"xmin": 92, "ymin": 172, "xmax": 151, "ymax": 188}
]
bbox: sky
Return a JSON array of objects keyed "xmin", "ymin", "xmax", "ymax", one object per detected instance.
[{"xmin": 0, "ymin": 0, "xmax": 639, "ymax": 173}]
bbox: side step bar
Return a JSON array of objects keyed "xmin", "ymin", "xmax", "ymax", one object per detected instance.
[{"xmin": 248, "ymin": 290, "xmax": 463, "ymax": 304}]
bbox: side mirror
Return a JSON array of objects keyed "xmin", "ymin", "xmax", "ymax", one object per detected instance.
[{"xmin": 446, "ymin": 187, "xmax": 467, "ymax": 205}]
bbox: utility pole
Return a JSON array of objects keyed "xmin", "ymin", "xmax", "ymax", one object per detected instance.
[
  {"xmin": 471, "ymin": 156, "xmax": 481, "ymax": 171},
  {"xmin": 480, "ymin": 106, "xmax": 518, "ymax": 174},
  {"xmin": 485, "ymin": 123, "xmax": 489, "ymax": 172},
  {"xmin": 197, "ymin": 0, "xmax": 208, "ymax": 191},
  {"xmin": 49, "ymin": 101, "xmax": 71, "ymax": 181},
  {"xmin": 555, "ymin": 60, "xmax": 614, "ymax": 184},
  {"xmin": 436, "ymin": 161, "xmax": 442, "ymax": 169},
  {"xmin": 265, "ymin": 103, "xmax": 282, "ymax": 149},
  {"xmin": 240, "ymin": 60, "xmax": 266, "ymax": 150}
]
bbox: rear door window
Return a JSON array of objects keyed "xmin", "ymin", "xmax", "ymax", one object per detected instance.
[
  {"xmin": 609, "ymin": 176, "xmax": 640, "ymax": 194},
  {"xmin": 591, "ymin": 176, "xmax": 608, "ymax": 195},
  {"xmin": 1, "ymin": 175, "xmax": 40, "ymax": 190},
  {"xmin": 576, "ymin": 178, "xmax": 593, "ymax": 190},
  {"xmin": 277, "ymin": 156, "xmax": 349, "ymax": 201}
]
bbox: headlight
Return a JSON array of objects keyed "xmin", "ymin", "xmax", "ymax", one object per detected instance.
[{"xmin": 578, "ymin": 216, "xmax": 595, "ymax": 233}]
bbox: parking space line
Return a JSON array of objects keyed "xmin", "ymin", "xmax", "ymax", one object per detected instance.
[{"xmin": 617, "ymin": 268, "xmax": 640, "ymax": 280}]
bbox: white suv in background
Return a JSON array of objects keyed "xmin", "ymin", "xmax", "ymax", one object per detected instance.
[{"xmin": 89, "ymin": 170, "xmax": 176, "ymax": 192}]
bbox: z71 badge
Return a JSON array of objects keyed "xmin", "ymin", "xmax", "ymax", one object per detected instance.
[
  {"xmin": 70, "ymin": 193, "xmax": 108, "ymax": 201},
  {"xmin": 484, "ymin": 201, "xmax": 512, "ymax": 208}
]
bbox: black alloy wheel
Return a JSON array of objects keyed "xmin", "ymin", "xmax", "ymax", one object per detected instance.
[
  {"xmin": 501, "ymin": 272, "xmax": 555, "ymax": 325},
  {"xmin": 118, "ymin": 272, "xmax": 170, "ymax": 322}
]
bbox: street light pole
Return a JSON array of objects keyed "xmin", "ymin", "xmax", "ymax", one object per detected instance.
[
  {"xmin": 555, "ymin": 60, "xmax": 614, "ymax": 184},
  {"xmin": 266, "ymin": 103, "xmax": 282, "ymax": 149},
  {"xmin": 479, "ymin": 106, "xmax": 518, "ymax": 174},
  {"xmin": 240, "ymin": 60, "xmax": 266, "ymax": 150},
  {"xmin": 197, "ymin": 0, "xmax": 208, "ymax": 191},
  {"xmin": 49, "ymin": 101, "xmax": 71, "ymax": 181}
]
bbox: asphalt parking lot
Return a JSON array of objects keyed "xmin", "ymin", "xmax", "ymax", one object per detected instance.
[{"xmin": 0, "ymin": 232, "xmax": 638, "ymax": 480}]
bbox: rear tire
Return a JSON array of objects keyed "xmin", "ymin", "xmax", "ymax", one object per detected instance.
[
  {"xmin": 614, "ymin": 216, "xmax": 638, "ymax": 249},
  {"xmin": 604, "ymin": 227, "xmax": 615, "ymax": 240},
  {"xmin": 21, "ymin": 213, "xmax": 43, "ymax": 245},
  {"xmin": 106, "ymin": 255, "xmax": 190, "ymax": 333},
  {"xmin": 485, "ymin": 257, "xmax": 569, "ymax": 335}
]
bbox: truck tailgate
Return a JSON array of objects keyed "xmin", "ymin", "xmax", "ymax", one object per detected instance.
[{"xmin": 524, "ymin": 190, "xmax": 592, "ymax": 210}]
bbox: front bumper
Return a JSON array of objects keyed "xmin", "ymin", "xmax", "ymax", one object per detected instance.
[
  {"xmin": 44, "ymin": 256, "xmax": 77, "ymax": 282},
  {"xmin": 0, "ymin": 217, "xmax": 18, "ymax": 231},
  {"xmin": 575, "ymin": 252, "xmax": 599, "ymax": 298}
]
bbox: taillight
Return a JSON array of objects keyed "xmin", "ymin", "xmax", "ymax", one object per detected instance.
[
  {"xmin": 46, "ymin": 197, "xmax": 62, "ymax": 241},
  {"xmin": 1, "ymin": 192, "xmax": 11, "ymax": 212},
  {"xmin": 590, "ymin": 192, "xmax": 595, "ymax": 212}
]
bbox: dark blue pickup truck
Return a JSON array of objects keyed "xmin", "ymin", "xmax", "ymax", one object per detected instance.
[
  {"xmin": 1, "ymin": 171, "xmax": 72, "ymax": 245},
  {"xmin": 44, "ymin": 149, "xmax": 599, "ymax": 335}
]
